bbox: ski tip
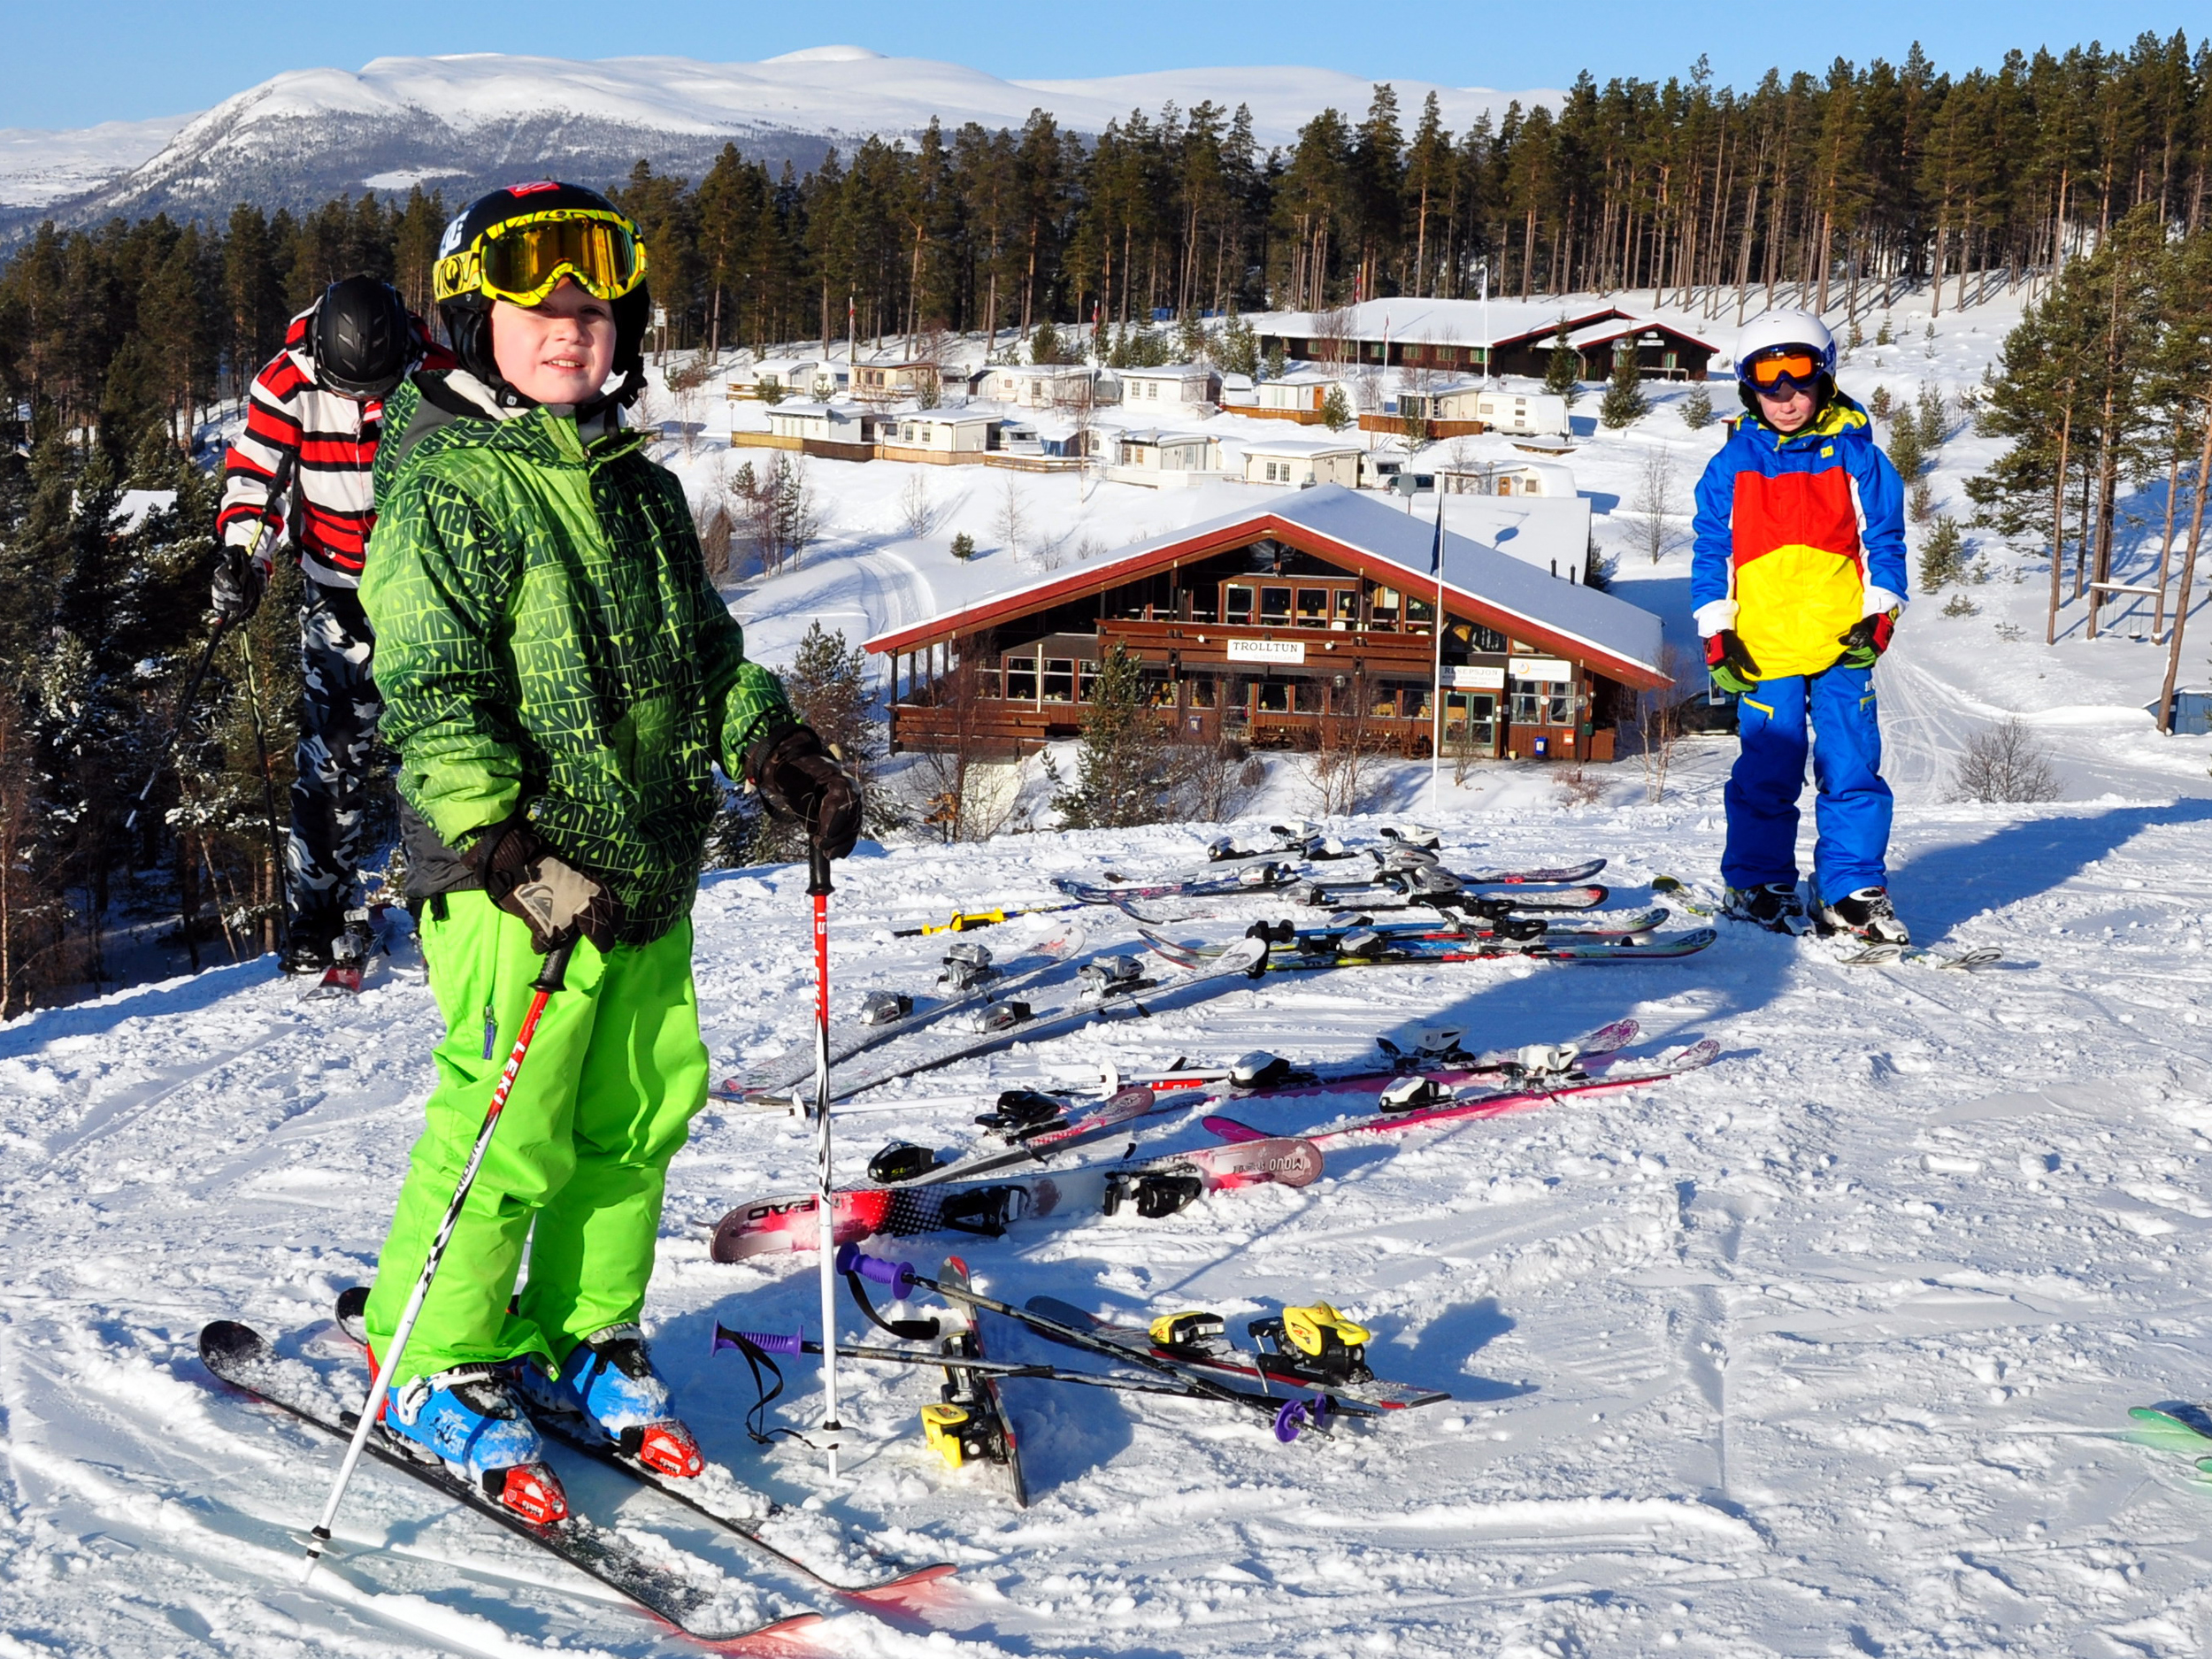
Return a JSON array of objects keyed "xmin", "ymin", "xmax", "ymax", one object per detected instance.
[
  {"xmin": 198, "ymin": 1319, "xmax": 272, "ymax": 1367},
  {"xmin": 1202, "ymin": 1113, "xmax": 1270, "ymax": 1144},
  {"xmin": 842, "ymin": 1562, "xmax": 960, "ymax": 1604}
]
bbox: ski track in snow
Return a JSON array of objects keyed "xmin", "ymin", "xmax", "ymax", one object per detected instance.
[{"xmin": 14, "ymin": 296, "xmax": 2212, "ymax": 1655}]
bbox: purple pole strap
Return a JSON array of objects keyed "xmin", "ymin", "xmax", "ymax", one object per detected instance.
[{"xmin": 711, "ymin": 1323, "xmax": 806, "ymax": 1357}]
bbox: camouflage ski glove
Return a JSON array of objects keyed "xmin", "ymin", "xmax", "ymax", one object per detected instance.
[
  {"xmin": 210, "ymin": 546, "xmax": 271, "ymax": 626},
  {"xmin": 748, "ymin": 721, "xmax": 861, "ymax": 859},
  {"xmin": 467, "ymin": 816, "xmax": 625, "ymax": 954}
]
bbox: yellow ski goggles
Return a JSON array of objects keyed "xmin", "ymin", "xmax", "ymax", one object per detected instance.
[{"xmin": 434, "ymin": 209, "xmax": 649, "ymax": 307}]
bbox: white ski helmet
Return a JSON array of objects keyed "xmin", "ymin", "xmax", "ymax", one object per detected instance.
[{"xmin": 1733, "ymin": 310, "xmax": 1837, "ymax": 415}]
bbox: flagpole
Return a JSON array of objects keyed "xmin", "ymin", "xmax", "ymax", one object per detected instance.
[{"xmin": 1430, "ymin": 488, "xmax": 1446, "ymax": 814}]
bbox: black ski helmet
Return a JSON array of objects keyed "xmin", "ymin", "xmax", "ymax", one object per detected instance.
[
  {"xmin": 433, "ymin": 180, "xmax": 651, "ymax": 408},
  {"xmin": 312, "ymin": 276, "xmax": 414, "ymax": 400}
]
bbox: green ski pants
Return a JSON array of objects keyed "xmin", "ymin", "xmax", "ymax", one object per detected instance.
[{"xmin": 364, "ymin": 890, "xmax": 708, "ymax": 1384}]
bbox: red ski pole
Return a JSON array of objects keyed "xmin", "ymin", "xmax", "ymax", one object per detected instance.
[
  {"xmin": 809, "ymin": 840, "xmax": 843, "ymax": 1479},
  {"xmin": 303, "ymin": 937, "xmax": 576, "ymax": 1578}
]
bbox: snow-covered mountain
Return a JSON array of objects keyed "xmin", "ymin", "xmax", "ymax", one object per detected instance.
[
  {"xmin": 0, "ymin": 116, "xmax": 194, "ymax": 211},
  {"xmin": 2, "ymin": 46, "xmax": 1554, "ymax": 234}
]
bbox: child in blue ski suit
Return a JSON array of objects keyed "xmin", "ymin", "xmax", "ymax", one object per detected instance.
[{"xmin": 1691, "ymin": 311, "xmax": 1909, "ymax": 942}]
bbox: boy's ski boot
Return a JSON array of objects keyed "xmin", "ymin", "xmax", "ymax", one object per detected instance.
[
  {"xmin": 1721, "ymin": 882, "xmax": 1808, "ymax": 933},
  {"xmin": 518, "ymin": 1325, "xmax": 705, "ymax": 1479},
  {"xmin": 1813, "ymin": 885, "xmax": 1909, "ymax": 945},
  {"xmin": 382, "ymin": 1365, "xmax": 569, "ymax": 1522}
]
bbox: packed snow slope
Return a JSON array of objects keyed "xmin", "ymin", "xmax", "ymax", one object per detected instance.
[
  {"xmin": 11, "ymin": 288, "xmax": 2212, "ymax": 1656},
  {"xmin": 8, "ymin": 48, "xmax": 1550, "ymax": 230}
]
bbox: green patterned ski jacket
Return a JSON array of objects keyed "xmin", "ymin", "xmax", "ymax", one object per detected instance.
[{"xmin": 364, "ymin": 374, "xmax": 788, "ymax": 945}]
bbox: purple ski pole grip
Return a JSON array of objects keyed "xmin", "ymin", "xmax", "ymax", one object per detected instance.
[
  {"xmin": 712, "ymin": 1323, "xmax": 805, "ymax": 1357},
  {"xmin": 835, "ymin": 1244, "xmax": 917, "ymax": 1294},
  {"xmin": 1273, "ymin": 1398, "xmax": 1310, "ymax": 1443}
]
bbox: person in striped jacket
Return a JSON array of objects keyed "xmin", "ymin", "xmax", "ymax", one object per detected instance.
[{"xmin": 215, "ymin": 276, "xmax": 454, "ymax": 975}]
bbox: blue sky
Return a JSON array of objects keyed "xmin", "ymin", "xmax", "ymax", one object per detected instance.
[{"xmin": 3, "ymin": 1, "xmax": 2193, "ymax": 131}]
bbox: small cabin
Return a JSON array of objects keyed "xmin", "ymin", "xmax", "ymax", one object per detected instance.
[
  {"xmin": 728, "ymin": 358, "xmax": 831, "ymax": 402},
  {"xmin": 984, "ymin": 364, "xmax": 1102, "ymax": 410},
  {"xmin": 1252, "ymin": 373, "xmax": 1337, "ymax": 421},
  {"xmin": 853, "ymin": 357, "xmax": 941, "ymax": 403},
  {"xmin": 1107, "ymin": 429, "xmax": 1223, "ymax": 489},
  {"xmin": 1119, "ymin": 364, "xmax": 1219, "ymax": 410},
  {"xmin": 1438, "ymin": 460, "xmax": 1578, "ymax": 499},
  {"xmin": 878, "ymin": 411, "xmax": 998, "ymax": 464},
  {"xmin": 1243, "ymin": 439, "xmax": 1362, "ymax": 489}
]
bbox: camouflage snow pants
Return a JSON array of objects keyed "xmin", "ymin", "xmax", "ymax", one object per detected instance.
[{"xmin": 286, "ymin": 575, "xmax": 381, "ymax": 940}]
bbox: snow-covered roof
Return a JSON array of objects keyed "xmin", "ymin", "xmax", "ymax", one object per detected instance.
[
  {"xmin": 1566, "ymin": 316, "xmax": 1717, "ymax": 351},
  {"xmin": 864, "ymin": 484, "xmax": 1666, "ymax": 686},
  {"xmin": 1252, "ymin": 297, "xmax": 1718, "ymax": 354},
  {"xmin": 1119, "ymin": 427, "xmax": 1213, "ymax": 445},
  {"xmin": 995, "ymin": 361, "xmax": 1096, "ymax": 377},
  {"xmin": 1242, "ymin": 436, "xmax": 1363, "ymax": 457},
  {"xmin": 1252, "ymin": 299, "xmax": 1621, "ymax": 349},
  {"xmin": 894, "ymin": 409, "xmax": 997, "ymax": 427},
  {"xmin": 1120, "ymin": 362, "xmax": 1214, "ymax": 380}
]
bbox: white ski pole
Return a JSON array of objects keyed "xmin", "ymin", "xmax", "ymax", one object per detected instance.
[
  {"xmin": 301, "ymin": 938, "xmax": 575, "ymax": 1579},
  {"xmin": 809, "ymin": 841, "xmax": 843, "ymax": 1479}
]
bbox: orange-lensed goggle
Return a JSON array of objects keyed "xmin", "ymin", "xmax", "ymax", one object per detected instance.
[
  {"xmin": 1746, "ymin": 349, "xmax": 1820, "ymax": 390},
  {"xmin": 434, "ymin": 210, "xmax": 649, "ymax": 307}
]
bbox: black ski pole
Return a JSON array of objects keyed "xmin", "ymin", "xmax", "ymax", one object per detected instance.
[
  {"xmin": 124, "ymin": 448, "xmax": 297, "ymax": 834},
  {"xmin": 302, "ymin": 938, "xmax": 576, "ymax": 1578}
]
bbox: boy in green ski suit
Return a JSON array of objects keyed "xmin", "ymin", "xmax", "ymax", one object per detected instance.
[{"xmin": 357, "ymin": 181, "xmax": 858, "ymax": 1520}]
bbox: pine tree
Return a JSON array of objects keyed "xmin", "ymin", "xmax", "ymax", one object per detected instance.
[
  {"xmin": 1917, "ymin": 516, "xmax": 1966, "ymax": 590},
  {"xmin": 1600, "ymin": 347, "xmax": 1648, "ymax": 429},
  {"xmin": 1050, "ymin": 647, "xmax": 1175, "ymax": 829},
  {"xmin": 1680, "ymin": 386, "xmax": 1713, "ymax": 429},
  {"xmin": 1543, "ymin": 322, "xmax": 1581, "ymax": 403},
  {"xmin": 1320, "ymin": 383, "xmax": 1353, "ymax": 432}
]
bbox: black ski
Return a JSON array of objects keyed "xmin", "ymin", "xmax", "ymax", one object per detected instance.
[
  {"xmin": 926, "ymin": 1256, "xmax": 1028, "ymax": 1506},
  {"xmin": 326, "ymin": 1287, "xmax": 952, "ymax": 1607},
  {"xmin": 197, "ymin": 1321, "xmax": 823, "ymax": 1646}
]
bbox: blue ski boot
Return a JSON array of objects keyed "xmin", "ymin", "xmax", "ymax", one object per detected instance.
[
  {"xmin": 519, "ymin": 1325, "xmax": 705, "ymax": 1479},
  {"xmin": 382, "ymin": 1364, "xmax": 569, "ymax": 1522}
]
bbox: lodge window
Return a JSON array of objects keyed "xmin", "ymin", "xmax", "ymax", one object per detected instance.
[
  {"xmin": 1225, "ymin": 585, "xmax": 1254, "ymax": 623},
  {"xmin": 1042, "ymin": 659, "xmax": 1076, "ymax": 703},
  {"xmin": 1005, "ymin": 659, "xmax": 1038, "ymax": 701},
  {"xmin": 973, "ymin": 667, "xmax": 1002, "ymax": 699},
  {"xmin": 1510, "ymin": 678, "xmax": 1572, "ymax": 725},
  {"xmin": 1257, "ymin": 680, "xmax": 1292, "ymax": 713},
  {"xmin": 1406, "ymin": 595, "xmax": 1436, "ymax": 629},
  {"xmin": 1334, "ymin": 590, "xmax": 1358, "ymax": 627},
  {"xmin": 1188, "ymin": 676, "xmax": 1217, "ymax": 709},
  {"xmin": 1369, "ymin": 683, "xmax": 1401, "ymax": 718},
  {"xmin": 1371, "ymin": 586, "xmax": 1400, "ymax": 629},
  {"xmin": 1079, "ymin": 660, "xmax": 1102, "ymax": 702},
  {"xmin": 1141, "ymin": 667, "xmax": 1174, "ymax": 706},
  {"xmin": 1470, "ymin": 623, "xmax": 1508, "ymax": 652},
  {"xmin": 1295, "ymin": 588, "xmax": 1329, "ymax": 626},
  {"xmin": 1294, "ymin": 680, "xmax": 1324, "ymax": 713},
  {"xmin": 1386, "ymin": 680, "xmax": 1432, "ymax": 719},
  {"xmin": 1260, "ymin": 587, "xmax": 1293, "ymax": 625}
]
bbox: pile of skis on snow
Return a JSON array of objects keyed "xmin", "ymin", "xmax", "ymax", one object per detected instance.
[{"xmin": 712, "ymin": 1249, "xmax": 1455, "ymax": 1509}]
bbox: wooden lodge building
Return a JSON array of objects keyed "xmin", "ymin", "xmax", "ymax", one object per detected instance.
[
  {"xmin": 1251, "ymin": 298, "xmax": 1718, "ymax": 381},
  {"xmin": 866, "ymin": 487, "xmax": 1670, "ymax": 765}
]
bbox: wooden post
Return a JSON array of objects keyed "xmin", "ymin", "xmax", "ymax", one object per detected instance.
[{"xmin": 2155, "ymin": 393, "xmax": 2212, "ymax": 733}]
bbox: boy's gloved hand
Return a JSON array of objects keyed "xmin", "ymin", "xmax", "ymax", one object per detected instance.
[
  {"xmin": 749, "ymin": 720, "xmax": 861, "ymax": 859},
  {"xmin": 1704, "ymin": 630, "xmax": 1761, "ymax": 695},
  {"xmin": 467, "ymin": 816, "xmax": 624, "ymax": 954},
  {"xmin": 211, "ymin": 546, "xmax": 270, "ymax": 626},
  {"xmin": 1836, "ymin": 611, "xmax": 1897, "ymax": 670}
]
